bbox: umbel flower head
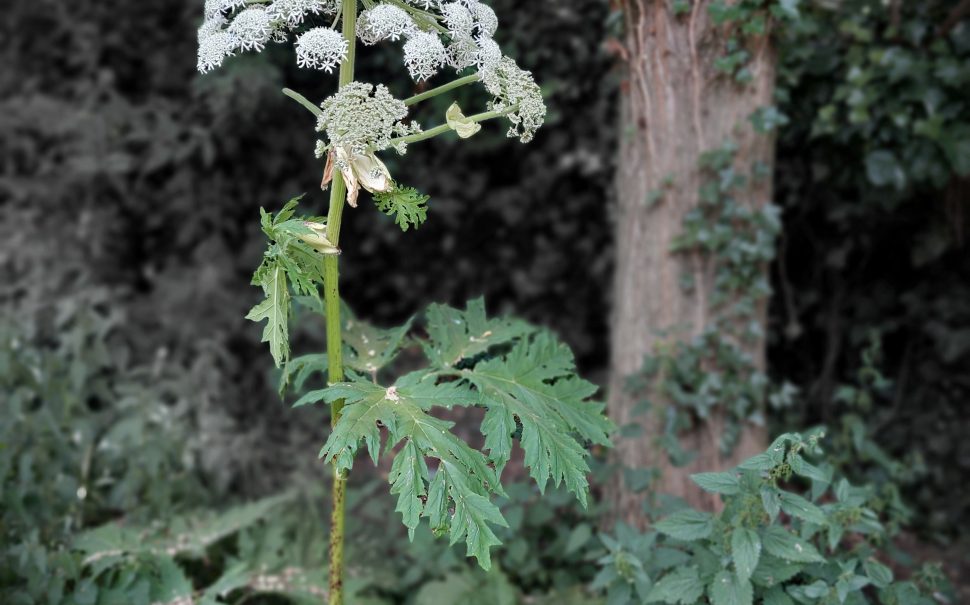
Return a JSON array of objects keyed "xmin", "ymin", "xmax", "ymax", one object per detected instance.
[
  {"xmin": 197, "ymin": 0, "xmax": 547, "ymax": 205},
  {"xmin": 295, "ymin": 27, "xmax": 348, "ymax": 72},
  {"xmin": 315, "ymin": 82, "xmax": 419, "ymax": 156}
]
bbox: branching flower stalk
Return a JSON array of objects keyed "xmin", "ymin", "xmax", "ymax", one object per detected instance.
[{"xmin": 196, "ymin": 3, "xmax": 604, "ymax": 605}]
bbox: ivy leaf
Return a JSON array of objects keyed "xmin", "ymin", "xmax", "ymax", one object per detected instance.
[
  {"xmin": 654, "ymin": 509, "xmax": 714, "ymax": 541},
  {"xmin": 709, "ymin": 570, "xmax": 753, "ymax": 605},
  {"xmin": 691, "ymin": 471, "xmax": 740, "ymax": 495},
  {"xmin": 422, "ymin": 298, "xmax": 533, "ymax": 368},
  {"xmin": 761, "ymin": 526, "xmax": 824, "ymax": 563},
  {"xmin": 731, "ymin": 528, "xmax": 761, "ymax": 583},
  {"xmin": 373, "ymin": 185, "xmax": 430, "ymax": 232},
  {"xmin": 462, "ymin": 332, "xmax": 612, "ymax": 506},
  {"xmin": 247, "ymin": 262, "xmax": 290, "ymax": 367},
  {"xmin": 646, "ymin": 566, "xmax": 704, "ymax": 604}
]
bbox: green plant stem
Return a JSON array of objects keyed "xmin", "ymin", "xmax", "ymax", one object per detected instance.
[
  {"xmin": 403, "ymin": 74, "xmax": 480, "ymax": 106},
  {"xmin": 388, "ymin": 106, "xmax": 518, "ymax": 146},
  {"xmin": 282, "ymin": 88, "xmax": 322, "ymax": 117},
  {"xmin": 325, "ymin": 2, "xmax": 357, "ymax": 604}
]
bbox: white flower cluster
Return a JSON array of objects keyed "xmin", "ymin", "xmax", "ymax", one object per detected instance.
[
  {"xmin": 196, "ymin": 0, "xmax": 339, "ymax": 73},
  {"xmin": 482, "ymin": 57, "xmax": 546, "ymax": 143},
  {"xmin": 357, "ymin": 5, "xmax": 417, "ymax": 45},
  {"xmin": 355, "ymin": 0, "xmax": 502, "ymax": 81},
  {"xmin": 315, "ymin": 83, "xmax": 421, "ymax": 156},
  {"xmin": 295, "ymin": 27, "xmax": 348, "ymax": 72}
]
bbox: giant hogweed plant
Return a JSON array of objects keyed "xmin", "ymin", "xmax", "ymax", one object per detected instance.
[{"xmin": 196, "ymin": 0, "xmax": 612, "ymax": 602}]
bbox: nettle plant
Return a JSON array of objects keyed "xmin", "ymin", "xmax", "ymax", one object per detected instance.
[
  {"xmin": 196, "ymin": 0, "xmax": 611, "ymax": 602},
  {"xmin": 595, "ymin": 433, "xmax": 939, "ymax": 605}
]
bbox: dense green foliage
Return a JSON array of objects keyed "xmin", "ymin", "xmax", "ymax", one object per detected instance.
[
  {"xmin": 772, "ymin": 0, "xmax": 970, "ymax": 536},
  {"xmin": 595, "ymin": 433, "xmax": 947, "ymax": 605},
  {"xmin": 3, "ymin": 0, "xmax": 970, "ymax": 601}
]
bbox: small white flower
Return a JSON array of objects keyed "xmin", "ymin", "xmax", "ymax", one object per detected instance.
[
  {"xmin": 472, "ymin": 3, "xmax": 498, "ymax": 37},
  {"xmin": 295, "ymin": 27, "xmax": 348, "ymax": 71},
  {"xmin": 198, "ymin": 14, "xmax": 227, "ymax": 40},
  {"xmin": 228, "ymin": 6, "xmax": 273, "ymax": 51},
  {"xmin": 403, "ymin": 31, "xmax": 447, "ymax": 82},
  {"xmin": 481, "ymin": 57, "xmax": 546, "ymax": 143},
  {"xmin": 357, "ymin": 5, "xmax": 417, "ymax": 45},
  {"xmin": 403, "ymin": 0, "xmax": 438, "ymax": 9},
  {"xmin": 268, "ymin": 0, "xmax": 334, "ymax": 27},
  {"xmin": 446, "ymin": 33, "xmax": 478, "ymax": 70},
  {"xmin": 474, "ymin": 35, "xmax": 501, "ymax": 71},
  {"xmin": 197, "ymin": 31, "xmax": 238, "ymax": 73},
  {"xmin": 441, "ymin": 2, "xmax": 474, "ymax": 38},
  {"xmin": 205, "ymin": 0, "xmax": 247, "ymax": 18}
]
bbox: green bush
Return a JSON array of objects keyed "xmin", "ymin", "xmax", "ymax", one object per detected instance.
[{"xmin": 594, "ymin": 433, "xmax": 946, "ymax": 605}]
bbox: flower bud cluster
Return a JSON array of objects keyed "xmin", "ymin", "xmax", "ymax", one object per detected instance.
[
  {"xmin": 481, "ymin": 57, "xmax": 546, "ymax": 143},
  {"xmin": 315, "ymin": 83, "xmax": 421, "ymax": 156}
]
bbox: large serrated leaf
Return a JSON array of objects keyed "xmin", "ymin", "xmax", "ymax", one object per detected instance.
[
  {"xmin": 731, "ymin": 527, "xmax": 761, "ymax": 583},
  {"xmin": 646, "ymin": 566, "xmax": 704, "ymax": 604},
  {"xmin": 247, "ymin": 262, "xmax": 290, "ymax": 368},
  {"xmin": 654, "ymin": 509, "xmax": 714, "ymax": 541},
  {"xmin": 709, "ymin": 570, "xmax": 753, "ymax": 605},
  {"xmin": 761, "ymin": 526, "xmax": 824, "ymax": 563},
  {"xmin": 422, "ymin": 298, "xmax": 532, "ymax": 368},
  {"xmin": 691, "ymin": 471, "xmax": 741, "ymax": 495},
  {"xmin": 463, "ymin": 332, "xmax": 612, "ymax": 507}
]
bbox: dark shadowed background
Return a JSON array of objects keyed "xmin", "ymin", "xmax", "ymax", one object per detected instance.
[{"xmin": 2, "ymin": 0, "xmax": 969, "ymax": 601}]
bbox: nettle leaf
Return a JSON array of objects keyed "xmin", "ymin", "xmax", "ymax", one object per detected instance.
[
  {"xmin": 422, "ymin": 298, "xmax": 532, "ymax": 368},
  {"xmin": 646, "ymin": 566, "xmax": 704, "ymax": 604},
  {"xmin": 373, "ymin": 184, "xmax": 430, "ymax": 232},
  {"xmin": 731, "ymin": 527, "xmax": 761, "ymax": 584},
  {"xmin": 462, "ymin": 332, "xmax": 612, "ymax": 506},
  {"xmin": 751, "ymin": 555, "xmax": 802, "ymax": 588},
  {"xmin": 709, "ymin": 570, "xmax": 754, "ymax": 605},
  {"xmin": 691, "ymin": 471, "xmax": 741, "ymax": 495},
  {"xmin": 314, "ymin": 379, "xmax": 506, "ymax": 569},
  {"xmin": 247, "ymin": 262, "xmax": 290, "ymax": 367},
  {"xmin": 654, "ymin": 509, "xmax": 714, "ymax": 541},
  {"xmin": 761, "ymin": 526, "xmax": 823, "ymax": 563},
  {"xmin": 778, "ymin": 491, "xmax": 827, "ymax": 526}
]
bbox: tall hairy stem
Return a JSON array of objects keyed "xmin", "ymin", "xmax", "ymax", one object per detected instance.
[{"xmin": 325, "ymin": 1, "xmax": 357, "ymax": 603}]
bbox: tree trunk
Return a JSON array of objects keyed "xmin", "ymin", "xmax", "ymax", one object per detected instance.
[{"xmin": 607, "ymin": 0, "xmax": 778, "ymax": 525}]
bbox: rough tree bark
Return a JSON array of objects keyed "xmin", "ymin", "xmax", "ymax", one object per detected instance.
[{"xmin": 607, "ymin": 0, "xmax": 778, "ymax": 525}]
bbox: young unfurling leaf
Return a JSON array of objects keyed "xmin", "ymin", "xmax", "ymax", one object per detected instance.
[{"xmin": 373, "ymin": 184, "xmax": 430, "ymax": 232}]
